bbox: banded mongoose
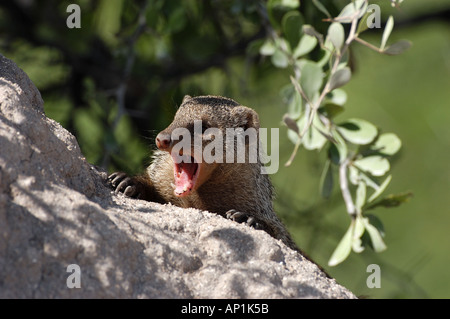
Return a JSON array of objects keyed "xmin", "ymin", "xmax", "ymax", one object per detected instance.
[{"xmin": 108, "ymin": 95, "xmax": 300, "ymax": 252}]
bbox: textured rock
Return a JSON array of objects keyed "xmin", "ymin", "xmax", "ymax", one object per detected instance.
[{"xmin": 0, "ymin": 54, "xmax": 355, "ymax": 299}]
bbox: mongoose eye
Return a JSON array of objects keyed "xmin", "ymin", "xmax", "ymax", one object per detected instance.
[
  {"xmin": 201, "ymin": 121, "xmax": 217, "ymax": 142},
  {"xmin": 201, "ymin": 121, "xmax": 210, "ymax": 134}
]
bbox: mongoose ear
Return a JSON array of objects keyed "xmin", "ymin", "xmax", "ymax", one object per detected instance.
[
  {"xmin": 245, "ymin": 107, "xmax": 260, "ymax": 130},
  {"xmin": 182, "ymin": 95, "xmax": 192, "ymax": 104},
  {"xmin": 232, "ymin": 106, "xmax": 260, "ymax": 130}
]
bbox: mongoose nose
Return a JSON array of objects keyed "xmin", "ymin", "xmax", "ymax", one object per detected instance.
[{"xmin": 156, "ymin": 132, "xmax": 171, "ymax": 150}]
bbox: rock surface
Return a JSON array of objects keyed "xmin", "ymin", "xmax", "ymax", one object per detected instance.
[{"xmin": 0, "ymin": 54, "xmax": 355, "ymax": 299}]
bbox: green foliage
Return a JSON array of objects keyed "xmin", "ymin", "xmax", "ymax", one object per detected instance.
[
  {"xmin": 4, "ymin": 0, "xmax": 443, "ymax": 294},
  {"xmin": 263, "ymin": 0, "xmax": 411, "ymax": 265}
]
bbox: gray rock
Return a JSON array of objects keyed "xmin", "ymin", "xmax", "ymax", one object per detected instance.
[{"xmin": 0, "ymin": 54, "xmax": 355, "ymax": 299}]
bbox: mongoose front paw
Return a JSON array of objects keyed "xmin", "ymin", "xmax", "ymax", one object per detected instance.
[
  {"xmin": 225, "ymin": 209, "xmax": 263, "ymax": 230},
  {"xmin": 108, "ymin": 172, "xmax": 143, "ymax": 199}
]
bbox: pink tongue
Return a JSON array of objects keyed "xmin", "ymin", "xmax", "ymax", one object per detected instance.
[{"xmin": 174, "ymin": 162, "xmax": 196, "ymax": 194}]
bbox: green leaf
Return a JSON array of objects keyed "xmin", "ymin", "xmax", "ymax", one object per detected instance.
[
  {"xmin": 312, "ymin": 0, "xmax": 331, "ymax": 18},
  {"xmin": 352, "ymin": 216, "xmax": 366, "ymax": 253},
  {"xmin": 328, "ymin": 89, "xmax": 347, "ymax": 106},
  {"xmin": 246, "ymin": 39, "xmax": 265, "ymax": 57},
  {"xmin": 282, "ymin": 11, "xmax": 304, "ymax": 50},
  {"xmin": 283, "ymin": 114, "xmax": 299, "ymax": 135},
  {"xmin": 267, "ymin": 0, "xmax": 300, "ymax": 28},
  {"xmin": 336, "ymin": 0, "xmax": 366, "ymax": 23},
  {"xmin": 280, "ymin": 83, "xmax": 295, "ymax": 102},
  {"xmin": 300, "ymin": 61, "xmax": 323, "ymax": 101},
  {"xmin": 329, "ymin": 129, "xmax": 347, "ymax": 164},
  {"xmin": 95, "ymin": 0, "xmax": 124, "ymax": 44},
  {"xmin": 349, "ymin": 165, "xmax": 359, "ymax": 185},
  {"xmin": 368, "ymin": 175, "xmax": 392, "ymax": 202},
  {"xmin": 317, "ymin": 39, "xmax": 332, "ymax": 67},
  {"xmin": 366, "ymin": 192, "xmax": 413, "ymax": 210},
  {"xmin": 293, "ymin": 34, "xmax": 318, "ymax": 58},
  {"xmin": 358, "ymin": 171, "xmax": 379, "ymax": 190},
  {"xmin": 353, "ymin": 156, "xmax": 390, "ymax": 177},
  {"xmin": 337, "ymin": 118, "xmax": 378, "ymax": 145},
  {"xmin": 271, "ymin": 48, "xmax": 289, "ymax": 68},
  {"xmin": 287, "ymin": 127, "xmax": 300, "ymax": 144},
  {"xmin": 328, "ymin": 143, "xmax": 340, "ymax": 165},
  {"xmin": 298, "ymin": 114, "xmax": 328, "ymax": 150},
  {"xmin": 372, "ymin": 133, "xmax": 402, "ymax": 155},
  {"xmin": 329, "ymin": 67, "xmax": 351, "ymax": 91},
  {"xmin": 320, "ymin": 160, "xmax": 333, "ymax": 199},
  {"xmin": 381, "ymin": 16, "xmax": 394, "ymax": 51},
  {"xmin": 281, "ymin": 0, "xmax": 300, "ymax": 9},
  {"xmin": 316, "ymin": 127, "xmax": 338, "ymax": 144},
  {"xmin": 354, "ymin": 216, "xmax": 366, "ymax": 238},
  {"xmin": 362, "ymin": 217, "xmax": 387, "ymax": 252},
  {"xmin": 328, "ymin": 222, "xmax": 354, "ymax": 266},
  {"xmin": 356, "ymin": 10, "xmax": 371, "ymax": 34},
  {"xmin": 352, "ymin": 236, "xmax": 365, "ymax": 254},
  {"xmin": 319, "ymin": 103, "xmax": 344, "ymax": 118},
  {"xmin": 280, "ymin": 83, "xmax": 303, "ymax": 119},
  {"xmin": 366, "ymin": 214, "xmax": 385, "ymax": 237},
  {"xmin": 260, "ymin": 40, "xmax": 276, "ymax": 56},
  {"xmin": 302, "ymin": 25, "xmax": 323, "ymax": 45},
  {"xmin": 290, "ymin": 93, "xmax": 302, "ymax": 119},
  {"xmin": 327, "ymin": 22, "xmax": 345, "ymax": 52},
  {"xmin": 383, "ymin": 40, "xmax": 412, "ymax": 55}
]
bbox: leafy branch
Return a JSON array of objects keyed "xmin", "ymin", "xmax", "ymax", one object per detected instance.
[{"xmin": 257, "ymin": 0, "xmax": 412, "ymax": 266}]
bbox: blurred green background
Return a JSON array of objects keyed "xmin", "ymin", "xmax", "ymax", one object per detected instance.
[{"xmin": 1, "ymin": 0, "xmax": 449, "ymax": 298}]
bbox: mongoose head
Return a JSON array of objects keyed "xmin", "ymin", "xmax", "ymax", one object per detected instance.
[{"xmin": 155, "ymin": 95, "xmax": 260, "ymax": 198}]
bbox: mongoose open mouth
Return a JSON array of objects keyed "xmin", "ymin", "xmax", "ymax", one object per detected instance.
[{"xmin": 172, "ymin": 154, "xmax": 199, "ymax": 197}]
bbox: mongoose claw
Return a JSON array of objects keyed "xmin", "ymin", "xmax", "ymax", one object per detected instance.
[
  {"xmin": 225, "ymin": 209, "xmax": 242, "ymax": 221},
  {"xmin": 108, "ymin": 172, "xmax": 126, "ymax": 186},
  {"xmin": 226, "ymin": 209, "xmax": 263, "ymax": 230},
  {"xmin": 108, "ymin": 172, "xmax": 142, "ymax": 199}
]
